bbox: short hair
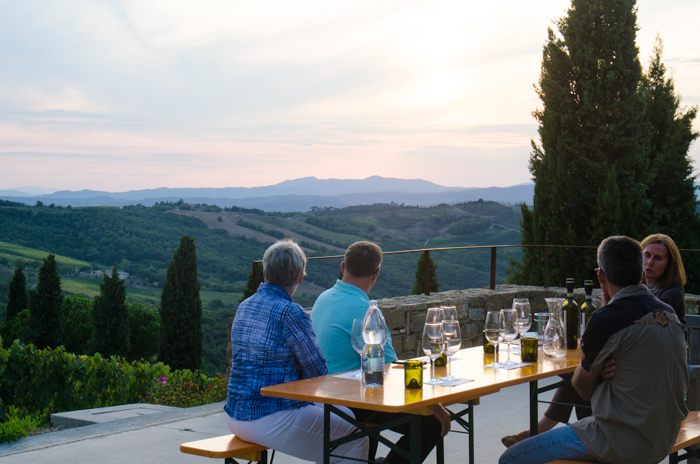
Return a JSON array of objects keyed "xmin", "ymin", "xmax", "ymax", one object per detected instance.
[
  {"xmin": 641, "ymin": 234, "xmax": 687, "ymax": 287},
  {"xmin": 263, "ymin": 239, "xmax": 307, "ymax": 289},
  {"xmin": 597, "ymin": 236, "xmax": 643, "ymax": 288},
  {"xmin": 344, "ymin": 241, "xmax": 383, "ymax": 278}
]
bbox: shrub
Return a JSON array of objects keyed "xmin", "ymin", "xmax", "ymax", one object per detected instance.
[
  {"xmin": 0, "ymin": 406, "xmax": 42, "ymax": 443},
  {"xmin": 0, "ymin": 337, "xmax": 223, "ymax": 422},
  {"xmin": 137, "ymin": 372, "xmax": 227, "ymax": 408}
]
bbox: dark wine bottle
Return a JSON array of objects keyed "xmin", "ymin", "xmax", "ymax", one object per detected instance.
[
  {"xmin": 483, "ymin": 331, "xmax": 499, "ymax": 354},
  {"xmin": 434, "ymin": 352, "xmax": 447, "ymax": 366},
  {"xmin": 581, "ymin": 280, "xmax": 597, "ymax": 332},
  {"xmin": 563, "ymin": 278, "xmax": 580, "ymax": 348}
]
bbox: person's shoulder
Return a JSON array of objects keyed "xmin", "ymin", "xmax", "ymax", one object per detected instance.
[{"xmin": 658, "ymin": 284, "xmax": 685, "ymax": 300}]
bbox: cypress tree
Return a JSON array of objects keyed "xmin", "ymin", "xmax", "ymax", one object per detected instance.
[
  {"xmin": 159, "ymin": 235, "xmax": 203, "ymax": 370},
  {"xmin": 239, "ymin": 265, "xmax": 264, "ymax": 303},
  {"xmin": 643, "ymin": 36, "xmax": 700, "ymax": 291},
  {"xmin": 29, "ymin": 254, "xmax": 63, "ymax": 349},
  {"xmin": 412, "ymin": 251, "xmax": 440, "ymax": 295},
  {"xmin": 92, "ymin": 265, "xmax": 130, "ymax": 357},
  {"xmin": 6, "ymin": 264, "xmax": 28, "ymax": 322},
  {"xmin": 511, "ymin": 0, "xmax": 651, "ymax": 286}
]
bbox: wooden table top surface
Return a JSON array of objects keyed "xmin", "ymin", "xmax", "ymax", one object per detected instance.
[{"xmin": 261, "ymin": 346, "xmax": 581, "ymax": 414}]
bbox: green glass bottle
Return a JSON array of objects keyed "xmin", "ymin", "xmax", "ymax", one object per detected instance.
[
  {"xmin": 581, "ymin": 279, "xmax": 597, "ymax": 332},
  {"xmin": 483, "ymin": 331, "xmax": 499, "ymax": 354},
  {"xmin": 563, "ymin": 278, "xmax": 580, "ymax": 349},
  {"xmin": 434, "ymin": 352, "xmax": 447, "ymax": 366}
]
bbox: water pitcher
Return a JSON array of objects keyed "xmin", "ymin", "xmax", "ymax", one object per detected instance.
[{"xmin": 543, "ymin": 298, "xmax": 567, "ymax": 357}]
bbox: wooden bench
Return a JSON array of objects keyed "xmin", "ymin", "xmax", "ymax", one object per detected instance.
[
  {"xmin": 545, "ymin": 410, "xmax": 700, "ymax": 464},
  {"xmin": 181, "ymin": 434, "xmax": 269, "ymax": 464}
]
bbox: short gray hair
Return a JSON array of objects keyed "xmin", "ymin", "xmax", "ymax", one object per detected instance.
[
  {"xmin": 597, "ymin": 236, "xmax": 643, "ymax": 288},
  {"xmin": 263, "ymin": 239, "xmax": 307, "ymax": 289}
]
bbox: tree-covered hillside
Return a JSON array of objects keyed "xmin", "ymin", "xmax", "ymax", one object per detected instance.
[
  {"xmin": 0, "ymin": 203, "xmax": 268, "ymax": 292},
  {"xmin": 0, "ymin": 199, "xmax": 522, "ymax": 374}
]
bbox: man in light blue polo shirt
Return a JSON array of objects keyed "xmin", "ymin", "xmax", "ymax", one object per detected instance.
[
  {"xmin": 311, "ymin": 241, "xmax": 449, "ymax": 464},
  {"xmin": 311, "ymin": 241, "xmax": 397, "ymax": 374}
]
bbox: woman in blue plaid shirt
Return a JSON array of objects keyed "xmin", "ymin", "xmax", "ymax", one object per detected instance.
[{"xmin": 225, "ymin": 239, "xmax": 369, "ymax": 464}]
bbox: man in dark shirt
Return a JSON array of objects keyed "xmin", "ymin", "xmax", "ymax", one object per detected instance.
[{"xmin": 500, "ymin": 236, "xmax": 688, "ymax": 464}]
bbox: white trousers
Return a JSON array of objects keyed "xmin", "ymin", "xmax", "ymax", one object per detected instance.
[{"xmin": 227, "ymin": 404, "xmax": 369, "ymax": 464}]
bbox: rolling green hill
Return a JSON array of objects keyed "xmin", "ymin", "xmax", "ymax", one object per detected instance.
[{"xmin": 0, "ymin": 199, "xmax": 522, "ymax": 373}]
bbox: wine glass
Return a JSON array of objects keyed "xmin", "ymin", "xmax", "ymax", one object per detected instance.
[
  {"xmin": 514, "ymin": 300, "xmax": 532, "ymax": 339},
  {"xmin": 500, "ymin": 309, "xmax": 519, "ymax": 365},
  {"xmin": 484, "ymin": 311, "xmax": 504, "ymax": 367},
  {"xmin": 350, "ymin": 318, "xmax": 365, "ymax": 379},
  {"xmin": 426, "ymin": 307, "xmax": 445, "ymax": 325},
  {"xmin": 442, "ymin": 319, "xmax": 461, "ymax": 381},
  {"xmin": 422, "ymin": 323, "xmax": 444, "ymax": 385},
  {"xmin": 442, "ymin": 306, "xmax": 457, "ymax": 322}
]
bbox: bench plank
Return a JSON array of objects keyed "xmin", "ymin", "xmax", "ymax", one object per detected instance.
[
  {"xmin": 545, "ymin": 411, "xmax": 700, "ymax": 464},
  {"xmin": 181, "ymin": 434, "xmax": 268, "ymax": 461}
]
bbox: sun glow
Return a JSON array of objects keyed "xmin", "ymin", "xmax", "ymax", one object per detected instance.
[{"xmin": 417, "ymin": 70, "xmax": 465, "ymax": 106}]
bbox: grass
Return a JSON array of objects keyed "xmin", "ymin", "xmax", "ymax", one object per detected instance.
[
  {"xmin": 429, "ymin": 228, "xmax": 522, "ymax": 248},
  {"xmin": 0, "ymin": 241, "xmax": 92, "ymax": 268},
  {"xmin": 60, "ymin": 277, "xmax": 242, "ymax": 308}
]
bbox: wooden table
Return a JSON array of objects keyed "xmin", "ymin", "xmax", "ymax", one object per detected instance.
[{"xmin": 261, "ymin": 346, "xmax": 581, "ymax": 464}]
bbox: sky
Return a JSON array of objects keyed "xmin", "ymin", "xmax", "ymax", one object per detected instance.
[{"xmin": 1, "ymin": 0, "xmax": 699, "ymax": 192}]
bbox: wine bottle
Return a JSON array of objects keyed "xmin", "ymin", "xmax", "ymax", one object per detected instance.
[
  {"xmin": 434, "ymin": 352, "xmax": 447, "ymax": 366},
  {"xmin": 563, "ymin": 278, "xmax": 580, "ymax": 348},
  {"xmin": 581, "ymin": 280, "xmax": 597, "ymax": 332},
  {"xmin": 483, "ymin": 331, "xmax": 499, "ymax": 354}
]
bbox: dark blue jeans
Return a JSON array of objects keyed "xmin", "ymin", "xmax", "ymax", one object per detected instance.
[{"xmin": 499, "ymin": 425, "xmax": 597, "ymax": 464}]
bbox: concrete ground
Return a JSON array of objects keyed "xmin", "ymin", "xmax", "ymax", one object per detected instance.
[{"xmin": 0, "ymin": 379, "xmax": 673, "ymax": 464}]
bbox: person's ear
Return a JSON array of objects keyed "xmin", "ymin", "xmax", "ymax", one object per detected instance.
[{"xmin": 341, "ymin": 262, "xmax": 346, "ymax": 275}]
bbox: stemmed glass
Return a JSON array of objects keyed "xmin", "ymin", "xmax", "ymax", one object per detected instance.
[
  {"xmin": 442, "ymin": 306, "xmax": 457, "ymax": 322},
  {"xmin": 484, "ymin": 311, "xmax": 504, "ymax": 367},
  {"xmin": 442, "ymin": 319, "xmax": 461, "ymax": 381},
  {"xmin": 422, "ymin": 323, "xmax": 445, "ymax": 385},
  {"xmin": 513, "ymin": 300, "xmax": 532, "ymax": 340},
  {"xmin": 500, "ymin": 309, "xmax": 519, "ymax": 365},
  {"xmin": 350, "ymin": 318, "xmax": 365, "ymax": 379},
  {"xmin": 426, "ymin": 307, "xmax": 445, "ymax": 325}
]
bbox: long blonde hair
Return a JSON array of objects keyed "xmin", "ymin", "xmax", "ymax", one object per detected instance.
[{"xmin": 641, "ymin": 234, "xmax": 686, "ymax": 288}]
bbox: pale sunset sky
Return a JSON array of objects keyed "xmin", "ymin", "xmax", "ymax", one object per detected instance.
[{"xmin": 1, "ymin": 0, "xmax": 698, "ymax": 192}]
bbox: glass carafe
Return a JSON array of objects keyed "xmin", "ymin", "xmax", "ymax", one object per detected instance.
[{"xmin": 543, "ymin": 298, "xmax": 567, "ymax": 357}]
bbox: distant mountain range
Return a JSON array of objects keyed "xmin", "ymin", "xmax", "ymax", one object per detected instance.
[{"xmin": 0, "ymin": 176, "xmax": 534, "ymax": 212}]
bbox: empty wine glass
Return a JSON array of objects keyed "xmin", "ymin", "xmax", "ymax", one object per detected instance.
[
  {"xmin": 514, "ymin": 300, "xmax": 532, "ymax": 338},
  {"xmin": 426, "ymin": 307, "xmax": 445, "ymax": 325},
  {"xmin": 484, "ymin": 311, "xmax": 504, "ymax": 367},
  {"xmin": 500, "ymin": 309, "xmax": 519, "ymax": 365},
  {"xmin": 422, "ymin": 323, "xmax": 444, "ymax": 385},
  {"xmin": 442, "ymin": 306, "xmax": 457, "ymax": 322},
  {"xmin": 442, "ymin": 319, "xmax": 461, "ymax": 381},
  {"xmin": 350, "ymin": 318, "xmax": 365, "ymax": 379}
]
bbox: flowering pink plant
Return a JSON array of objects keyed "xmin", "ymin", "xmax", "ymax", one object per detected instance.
[{"xmin": 156, "ymin": 376, "xmax": 167, "ymax": 385}]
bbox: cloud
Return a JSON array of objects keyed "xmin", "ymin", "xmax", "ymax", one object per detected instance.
[{"xmin": 0, "ymin": 0, "xmax": 698, "ymax": 191}]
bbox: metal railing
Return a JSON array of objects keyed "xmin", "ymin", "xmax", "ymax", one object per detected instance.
[{"xmin": 250, "ymin": 244, "xmax": 700, "ymax": 295}]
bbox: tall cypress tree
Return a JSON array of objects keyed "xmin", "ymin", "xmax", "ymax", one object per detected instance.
[
  {"xmin": 412, "ymin": 251, "xmax": 440, "ymax": 295},
  {"xmin": 511, "ymin": 0, "xmax": 651, "ymax": 286},
  {"xmin": 643, "ymin": 36, "xmax": 700, "ymax": 291},
  {"xmin": 29, "ymin": 254, "xmax": 63, "ymax": 349},
  {"xmin": 6, "ymin": 264, "xmax": 28, "ymax": 322},
  {"xmin": 92, "ymin": 265, "xmax": 130, "ymax": 357},
  {"xmin": 159, "ymin": 235, "xmax": 203, "ymax": 370}
]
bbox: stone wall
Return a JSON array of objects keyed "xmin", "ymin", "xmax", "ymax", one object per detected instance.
[{"xmin": 377, "ymin": 285, "xmax": 700, "ymax": 359}]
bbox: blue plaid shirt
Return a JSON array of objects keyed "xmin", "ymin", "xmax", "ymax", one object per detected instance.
[{"xmin": 224, "ymin": 283, "xmax": 328, "ymax": 421}]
